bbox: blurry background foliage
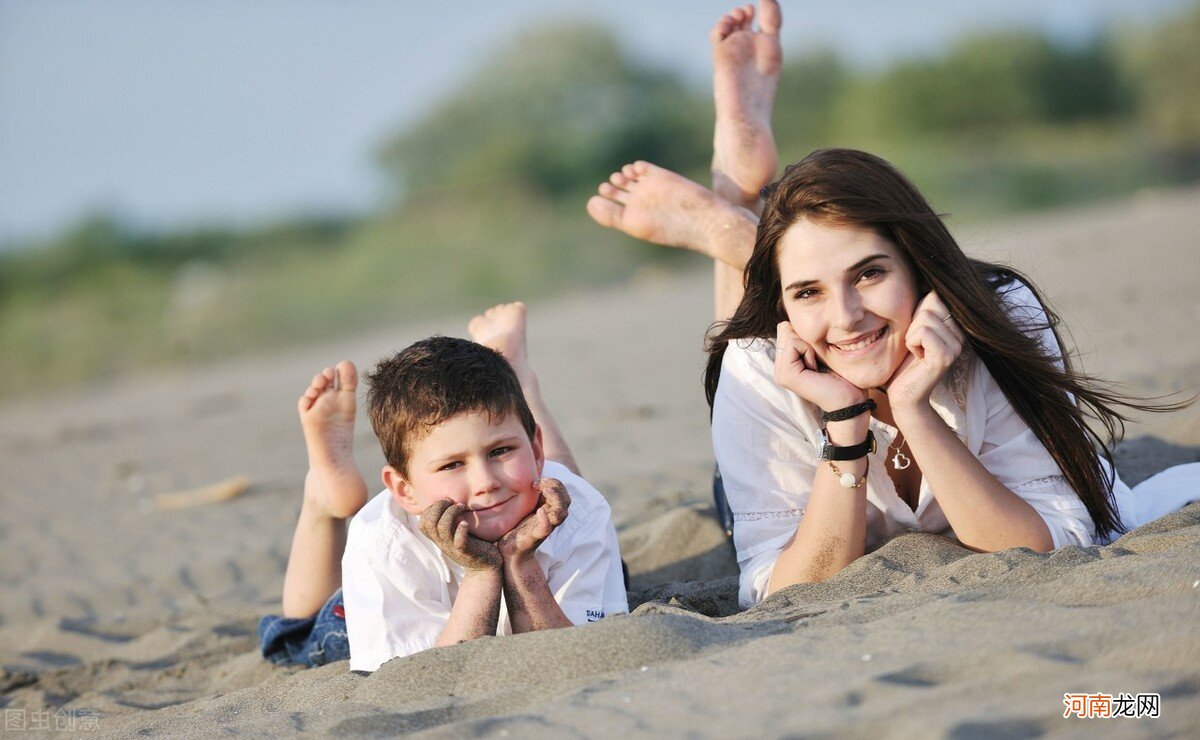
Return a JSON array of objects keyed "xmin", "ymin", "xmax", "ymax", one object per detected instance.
[{"xmin": 2, "ymin": 3, "xmax": 1199, "ymax": 398}]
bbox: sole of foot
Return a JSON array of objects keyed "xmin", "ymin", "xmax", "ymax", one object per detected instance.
[
  {"xmin": 710, "ymin": 0, "xmax": 782, "ymax": 204},
  {"xmin": 298, "ymin": 360, "xmax": 368, "ymax": 519},
  {"xmin": 587, "ymin": 161, "xmax": 732, "ymax": 259},
  {"xmin": 468, "ymin": 302, "xmax": 535, "ymax": 387}
]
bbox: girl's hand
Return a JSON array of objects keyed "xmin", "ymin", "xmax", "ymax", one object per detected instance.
[
  {"xmin": 773, "ymin": 321, "xmax": 867, "ymax": 411},
  {"xmin": 887, "ymin": 292, "xmax": 964, "ymax": 415}
]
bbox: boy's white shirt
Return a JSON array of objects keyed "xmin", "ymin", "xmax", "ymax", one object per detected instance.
[
  {"xmin": 341, "ymin": 460, "xmax": 628, "ymax": 672},
  {"xmin": 712, "ymin": 281, "xmax": 1129, "ymax": 609}
]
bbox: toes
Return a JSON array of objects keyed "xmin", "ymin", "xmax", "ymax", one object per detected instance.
[
  {"xmin": 586, "ymin": 195, "xmax": 624, "ymax": 229},
  {"xmin": 621, "ymin": 163, "xmax": 638, "ymax": 181},
  {"xmin": 609, "ymin": 170, "xmax": 630, "ymax": 189},
  {"xmin": 759, "ymin": 0, "xmax": 781, "ymax": 34},
  {"xmin": 632, "ymin": 160, "xmax": 653, "ymax": 176},
  {"xmin": 709, "ymin": 17, "xmax": 731, "ymax": 43},
  {"xmin": 311, "ymin": 371, "xmax": 330, "ymax": 391},
  {"xmin": 334, "ymin": 360, "xmax": 357, "ymax": 393},
  {"xmin": 597, "ymin": 182, "xmax": 628, "ymax": 205}
]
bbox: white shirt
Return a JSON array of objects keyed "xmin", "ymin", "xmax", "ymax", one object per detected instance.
[
  {"xmin": 341, "ymin": 460, "xmax": 628, "ymax": 672},
  {"xmin": 712, "ymin": 282, "xmax": 1123, "ymax": 608}
]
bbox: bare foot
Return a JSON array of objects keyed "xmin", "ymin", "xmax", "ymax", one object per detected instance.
[
  {"xmin": 586, "ymin": 161, "xmax": 752, "ymax": 265},
  {"xmin": 298, "ymin": 360, "xmax": 368, "ymax": 519},
  {"xmin": 710, "ymin": 0, "xmax": 782, "ymax": 205},
  {"xmin": 468, "ymin": 302, "xmax": 535, "ymax": 388}
]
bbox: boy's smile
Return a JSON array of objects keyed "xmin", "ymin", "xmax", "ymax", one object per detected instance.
[{"xmin": 386, "ymin": 410, "xmax": 544, "ymax": 542}]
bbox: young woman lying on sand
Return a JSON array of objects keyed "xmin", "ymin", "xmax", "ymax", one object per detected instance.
[{"xmin": 587, "ymin": 0, "xmax": 1198, "ymax": 608}]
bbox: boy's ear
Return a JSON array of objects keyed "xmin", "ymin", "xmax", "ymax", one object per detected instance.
[
  {"xmin": 532, "ymin": 424, "xmax": 545, "ymax": 476},
  {"xmin": 382, "ymin": 465, "xmax": 423, "ymax": 516}
]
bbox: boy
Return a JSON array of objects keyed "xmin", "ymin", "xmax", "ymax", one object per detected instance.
[{"xmin": 259, "ymin": 303, "xmax": 628, "ymax": 672}]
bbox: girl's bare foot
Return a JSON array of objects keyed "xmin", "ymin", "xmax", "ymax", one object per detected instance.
[
  {"xmin": 468, "ymin": 302, "xmax": 535, "ymax": 388},
  {"xmin": 710, "ymin": 0, "xmax": 782, "ymax": 206},
  {"xmin": 586, "ymin": 161, "xmax": 755, "ymax": 268},
  {"xmin": 298, "ymin": 361, "xmax": 368, "ymax": 519}
]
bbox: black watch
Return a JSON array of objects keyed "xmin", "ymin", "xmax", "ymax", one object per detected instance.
[{"xmin": 817, "ymin": 428, "xmax": 876, "ymax": 461}]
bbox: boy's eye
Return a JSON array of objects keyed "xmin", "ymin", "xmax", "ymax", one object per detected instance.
[
  {"xmin": 438, "ymin": 461, "xmax": 462, "ymax": 471},
  {"xmin": 489, "ymin": 446, "xmax": 514, "ymax": 457}
]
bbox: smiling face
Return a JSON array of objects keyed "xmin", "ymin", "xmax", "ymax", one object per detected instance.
[
  {"xmin": 777, "ymin": 218, "xmax": 921, "ymax": 390},
  {"xmin": 384, "ymin": 410, "xmax": 544, "ymax": 542}
]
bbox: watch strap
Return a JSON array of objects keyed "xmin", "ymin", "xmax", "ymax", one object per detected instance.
[{"xmin": 819, "ymin": 429, "xmax": 876, "ymax": 461}]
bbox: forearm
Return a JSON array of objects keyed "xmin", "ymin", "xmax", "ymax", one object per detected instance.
[
  {"xmin": 436, "ymin": 569, "xmax": 502, "ymax": 647},
  {"xmin": 767, "ymin": 417, "xmax": 870, "ymax": 590},
  {"xmin": 502, "ymin": 556, "xmax": 572, "ymax": 633},
  {"xmin": 896, "ymin": 406, "xmax": 1054, "ymax": 552}
]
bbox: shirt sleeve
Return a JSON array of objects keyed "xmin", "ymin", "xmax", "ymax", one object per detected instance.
[
  {"xmin": 976, "ymin": 282, "xmax": 1097, "ymax": 549},
  {"xmin": 712, "ymin": 341, "xmax": 820, "ymax": 608},
  {"xmin": 342, "ymin": 529, "xmax": 448, "ymax": 672},
  {"xmin": 539, "ymin": 463, "xmax": 629, "ymax": 623}
]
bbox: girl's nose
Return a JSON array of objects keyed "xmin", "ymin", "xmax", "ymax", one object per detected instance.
[{"xmin": 831, "ymin": 288, "xmax": 865, "ymax": 329}]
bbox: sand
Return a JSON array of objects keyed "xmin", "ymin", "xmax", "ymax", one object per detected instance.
[{"xmin": 1, "ymin": 187, "xmax": 1198, "ymax": 737}]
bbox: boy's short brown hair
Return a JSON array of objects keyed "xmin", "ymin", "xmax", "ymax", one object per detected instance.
[{"xmin": 365, "ymin": 336, "xmax": 536, "ymax": 474}]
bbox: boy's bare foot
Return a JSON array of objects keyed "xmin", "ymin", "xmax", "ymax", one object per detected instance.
[
  {"xmin": 586, "ymin": 161, "xmax": 755, "ymax": 268},
  {"xmin": 468, "ymin": 302, "xmax": 535, "ymax": 389},
  {"xmin": 298, "ymin": 361, "xmax": 368, "ymax": 519},
  {"xmin": 710, "ymin": 0, "xmax": 782, "ymax": 206}
]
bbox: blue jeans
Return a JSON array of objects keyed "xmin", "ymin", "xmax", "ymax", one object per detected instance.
[
  {"xmin": 258, "ymin": 589, "xmax": 349, "ymax": 668},
  {"xmin": 713, "ymin": 464, "xmax": 734, "ymax": 539}
]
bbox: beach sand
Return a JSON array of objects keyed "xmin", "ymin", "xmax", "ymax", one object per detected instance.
[{"xmin": 1, "ymin": 188, "xmax": 1198, "ymax": 737}]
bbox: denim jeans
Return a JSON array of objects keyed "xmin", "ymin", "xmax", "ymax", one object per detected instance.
[{"xmin": 258, "ymin": 588, "xmax": 349, "ymax": 668}]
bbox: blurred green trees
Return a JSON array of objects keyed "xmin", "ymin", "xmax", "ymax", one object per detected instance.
[
  {"xmin": 376, "ymin": 25, "xmax": 710, "ymax": 198},
  {"xmin": 3, "ymin": 4, "xmax": 1199, "ymax": 398}
]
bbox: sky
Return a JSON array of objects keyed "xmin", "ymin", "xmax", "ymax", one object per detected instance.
[{"xmin": 0, "ymin": 0, "xmax": 1188, "ymax": 246}]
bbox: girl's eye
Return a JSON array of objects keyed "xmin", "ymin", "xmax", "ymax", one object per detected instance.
[
  {"xmin": 793, "ymin": 288, "xmax": 818, "ymax": 302},
  {"xmin": 859, "ymin": 267, "xmax": 885, "ymax": 282}
]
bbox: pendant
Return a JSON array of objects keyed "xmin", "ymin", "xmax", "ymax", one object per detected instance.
[{"xmin": 891, "ymin": 450, "xmax": 911, "ymax": 470}]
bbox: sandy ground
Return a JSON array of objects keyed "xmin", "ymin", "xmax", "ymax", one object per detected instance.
[{"xmin": 1, "ymin": 188, "xmax": 1199, "ymax": 737}]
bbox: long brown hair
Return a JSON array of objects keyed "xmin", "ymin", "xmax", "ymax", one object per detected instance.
[{"xmin": 705, "ymin": 148, "xmax": 1180, "ymax": 540}]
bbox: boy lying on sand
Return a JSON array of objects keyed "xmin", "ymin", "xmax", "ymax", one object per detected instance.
[{"xmin": 259, "ymin": 303, "xmax": 628, "ymax": 672}]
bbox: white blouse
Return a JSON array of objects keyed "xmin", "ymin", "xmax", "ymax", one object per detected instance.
[{"xmin": 712, "ymin": 282, "xmax": 1123, "ymax": 608}]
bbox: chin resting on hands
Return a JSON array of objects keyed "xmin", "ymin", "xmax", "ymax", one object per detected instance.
[
  {"xmin": 418, "ymin": 499, "xmax": 503, "ymax": 573},
  {"xmin": 498, "ymin": 478, "xmax": 571, "ymax": 561}
]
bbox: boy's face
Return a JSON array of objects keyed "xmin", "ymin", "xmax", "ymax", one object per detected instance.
[{"xmin": 385, "ymin": 410, "xmax": 544, "ymax": 543}]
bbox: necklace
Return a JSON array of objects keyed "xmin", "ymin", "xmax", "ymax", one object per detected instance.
[{"xmin": 887, "ymin": 432, "xmax": 911, "ymax": 470}]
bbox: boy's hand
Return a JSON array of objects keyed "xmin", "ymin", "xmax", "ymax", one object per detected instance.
[
  {"xmin": 419, "ymin": 500, "xmax": 502, "ymax": 573},
  {"xmin": 498, "ymin": 478, "xmax": 571, "ymax": 562}
]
